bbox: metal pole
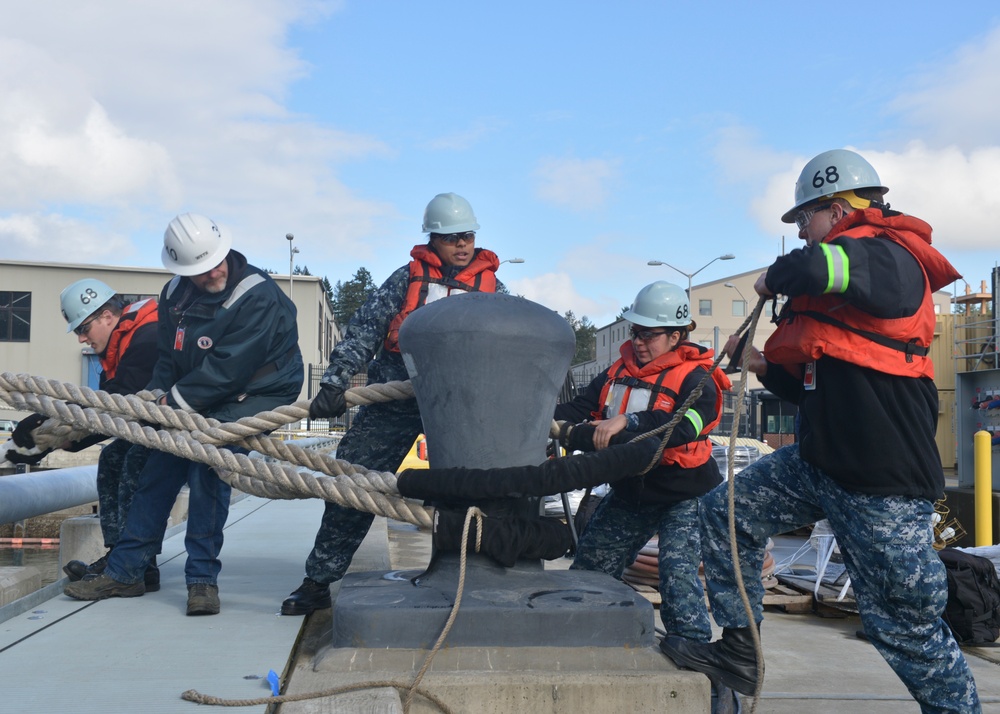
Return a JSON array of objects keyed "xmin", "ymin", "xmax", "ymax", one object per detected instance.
[
  {"xmin": 974, "ymin": 429, "xmax": 993, "ymax": 546},
  {"xmin": 286, "ymin": 233, "xmax": 297, "ymax": 300}
]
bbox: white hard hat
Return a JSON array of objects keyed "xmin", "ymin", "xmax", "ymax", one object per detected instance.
[
  {"xmin": 421, "ymin": 193, "xmax": 480, "ymax": 234},
  {"xmin": 622, "ymin": 281, "xmax": 691, "ymax": 328},
  {"xmin": 161, "ymin": 213, "xmax": 233, "ymax": 276},
  {"xmin": 781, "ymin": 149, "xmax": 888, "ymax": 223},
  {"xmin": 60, "ymin": 278, "xmax": 117, "ymax": 333}
]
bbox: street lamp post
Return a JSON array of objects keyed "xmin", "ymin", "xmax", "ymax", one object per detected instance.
[
  {"xmin": 647, "ymin": 254, "xmax": 735, "ymax": 311},
  {"xmin": 724, "ymin": 281, "xmax": 748, "ymax": 316},
  {"xmin": 287, "ymin": 233, "xmax": 300, "ymax": 299},
  {"xmin": 500, "ymin": 258, "xmax": 526, "ymax": 266}
]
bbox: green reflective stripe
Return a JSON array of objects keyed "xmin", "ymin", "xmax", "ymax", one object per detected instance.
[
  {"xmin": 820, "ymin": 243, "xmax": 849, "ymax": 294},
  {"xmin": 685, "ymin": 409, "xmax": 704, "ymax": 435}
]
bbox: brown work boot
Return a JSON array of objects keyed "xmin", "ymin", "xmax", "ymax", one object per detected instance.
[
  {"xmin": 64, "ymin": 573, "xmax": 145, "ymax": 601},
  {"xmin": 187, "ymin": 583, "xmax": 220, "ymax": 616}
]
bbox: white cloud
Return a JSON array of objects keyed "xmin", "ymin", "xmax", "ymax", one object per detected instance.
[
  {"xmin": 743, "ymin": 142, "xmax": 1000, "ymax": 255},
  {"xmin": 724, "ymin": 24, "xmax": 1000, "ymax": 272},
  {"xmin": 0, "ymin": 1, "xmax": 391, "ymax": 269},
  {"xmin": 0, "ymin": 213, "xmax": 134, "ymax": 263},
  {"xmin": 506, "ymin": 272, "xmax": 615, "ymax": 323},
  {"xmin": 506, "ymin": 232, "xmax": 646, "ymax": 326},
  {"xmin": 889, "ymin": 25, "xmax": 1000, "ymax": 150},
  {"xmin": 533, "ymin": 156, "xmax": 621, "ymax": 211}
]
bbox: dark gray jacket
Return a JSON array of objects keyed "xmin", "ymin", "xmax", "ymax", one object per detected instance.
[{"xmin": 149, "ymin": 250, "xmax": 303, "ymax": 422}]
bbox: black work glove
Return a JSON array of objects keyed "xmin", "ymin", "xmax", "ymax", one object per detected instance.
[
  {"xmin": 309, "ymin": 384, "xmax": 347, "ymax": 419},
  {"xmin": 12, "ymin": 413, "xmax": 46, "ymax": 449},
  {"xmin": 3, "ymin": 447, "xmax": 51, "ymax": 466},
  {"xmin": 557, "ymin": 421, "xmax": 577, "ymax": 451}
]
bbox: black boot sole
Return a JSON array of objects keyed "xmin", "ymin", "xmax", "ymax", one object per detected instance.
[
  {"xmin": 280, "ymin": 596, "xmax": 331, "ymax": 616},
  {"xmin": 660, "ymin": 637, "xmax": 758, "ymax": 696}
]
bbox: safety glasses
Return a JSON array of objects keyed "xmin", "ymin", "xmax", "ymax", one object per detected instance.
[
  {"xmin": 433, "ymin": 231, "xmax": 476, "ymax": 244},
  {"xmin": 630, "ymin": 326, "xmax": 669, "ymax": 341},
  {"xmin": 74, "ymin": 316, "xmax": 98, "ymax": 337},
  {"xmin": 794, "ymin": 203, "xmax": 833, "ymax": 231}
]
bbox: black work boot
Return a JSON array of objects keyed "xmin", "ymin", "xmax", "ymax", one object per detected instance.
[
  {"xmin": 660, "ymin": 627, "xmax": 761, "ymax": 696},
  {"xmin": 63, "ymin": 549, "xmax": 112, "ymax": 582},
  {"xmin": 144, "ymin": 558, "xmax": 160, "ymax": 593},
  {"xmin": 281, "ymin": 577, "xmax": 332, "ymax": 616}
]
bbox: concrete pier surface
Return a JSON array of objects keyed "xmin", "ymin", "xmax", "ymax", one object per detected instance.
[{"xmin": 1, "ymin": 496, "xmax": 998, "ymax": 713}]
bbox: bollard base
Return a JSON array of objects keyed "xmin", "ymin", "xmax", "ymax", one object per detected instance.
[
  {"xmin": 330, "ymin": 553, "xmax": 655, "ymax": 649},
  {"xmin": 58, "ymin": 515, "xmax": 105, "ymax": 572},
  {"xmin": 285, "ymin": 644, "xmax": 709, "ymax": 713}
]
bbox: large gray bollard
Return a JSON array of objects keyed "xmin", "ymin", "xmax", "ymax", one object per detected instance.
[
  {"xmin": 400, "ymin": 291, "xmax": 573, "ymax": 472},
  {"xmin": 330, "ymin": 293, "xmax": 654, "ymax": 649}
]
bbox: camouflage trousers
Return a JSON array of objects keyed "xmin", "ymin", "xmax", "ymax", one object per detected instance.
[
  {"xmin": 701, "ymin": 444, "xmax": 980, "ymax": 713},
  {"xmin": 305, "ymin": 400, "xmax": 423, "ymax": 584},
  {"xmin": 570, "ymin": 492, "xmax": 712, "ymax": 642},
  {"xmin": 96, "ymin": 438, "xmax": 151, "ymax": 548}
]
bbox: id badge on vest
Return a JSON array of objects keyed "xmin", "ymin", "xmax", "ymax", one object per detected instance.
[
  {"xmin": 174, "ymin": 326, "xmax": 185, "ymax": 351},
  {"xmin": 803, "ymin": 361, "xmax": 816, "ymax": 391}
]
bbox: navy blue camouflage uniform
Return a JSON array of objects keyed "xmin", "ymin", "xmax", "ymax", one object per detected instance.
[
  {"xmin": 555, "ymin": 351, "xmax": 723, "ymax": 642},
  {"xmin": 303, "ymin": 253, "xmax": 505, "ymax": 586},
  {"xmin": 700, "ymin": 212, "xmax": 980, "ymax": 712}
]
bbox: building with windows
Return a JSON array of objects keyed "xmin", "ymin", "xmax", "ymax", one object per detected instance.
[{"xmin": 0, "ymin": 259, "xmax": 339, "ymax": 422}]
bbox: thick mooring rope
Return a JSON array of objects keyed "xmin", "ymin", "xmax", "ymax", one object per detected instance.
[{"xmin": 0, "ymin": 373, "xmax": 433, "ymax": 528}]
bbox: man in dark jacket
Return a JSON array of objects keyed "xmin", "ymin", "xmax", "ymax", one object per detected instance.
[
  {"xmin": 65, "ymin": 213, "xmax": 303, "ymax": 616},
  {"xmin": 7, "ymin": 278, "xmax": 160, "ymax": 586},
  {"xmin": 660, "ymin": 149, "xmax": 980, "ymax": 711},
  {"xmin": 281, "ymin": 192, "xmax": 504, "ymax": 615}
]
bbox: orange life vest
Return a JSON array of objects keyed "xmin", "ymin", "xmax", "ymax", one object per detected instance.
[
  {"xmin": 101, "ymin": 298, "xmax": 158, "ymax": 380},
  {"xmin": 383, "ymin": 245, "xmax": 500, "ymax": 353},
  {"xmin": 596, "ymin": 341, "xmax": 731, "ymax": 468},
  {"xmin": 764, "ymin": 209, "xmax": 960, "ymax": 379}
]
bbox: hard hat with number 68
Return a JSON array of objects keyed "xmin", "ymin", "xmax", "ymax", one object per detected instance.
[
  {"xmin": 781, "ymin": 149, "xmax": 888, "ymax": 223},
  {"xmin": 622, "ymin": 281, "xmax": 691, "ymax": 328},
  {"xmin": 421, "ymin": 193, "xmax": 480, "ymax": 234},
  {"xmin": 161, "ymin": 213, "xmax": 233, "ymax": 276},
  {"xmin": 60, "ymin": 278, "xmax": 117, "ymax": 333}
]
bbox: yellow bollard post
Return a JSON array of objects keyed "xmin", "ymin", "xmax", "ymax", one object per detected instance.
[{"xmin": 974, "ymin": 430, "xmax": 993, "ymax": 546}]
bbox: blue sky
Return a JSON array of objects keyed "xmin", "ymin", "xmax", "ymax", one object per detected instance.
[{"xmin": 3, "ymin": 2, "xmax": 1000, "ymax": 328}]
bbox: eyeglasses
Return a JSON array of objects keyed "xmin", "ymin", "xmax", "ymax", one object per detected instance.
[
  {"xmin": 433, "ymin": 231, "xmax": 476, "ymax": 244},
  {"xmin": 630, "ymin": 326, "xmax": 669, "ymax": 341},
  {"xmin": 794, "ymin": 203, "xmax": 833, "ymax": 230},
  {"xmin": 74, "ymin": 316, "xmax": 98, "ymax": 337}
]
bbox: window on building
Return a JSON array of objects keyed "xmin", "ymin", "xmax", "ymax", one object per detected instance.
[
  {"xmin": 732, "ymin": 299, "xmax": 746, "ymax": 317},
  {"xmin": 699, "ymin": 299, "xmax": 712, "ymax": 316},
  {"xmin": 0, "ymin": 291, "xmax": 31, "ymax": 342}
]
